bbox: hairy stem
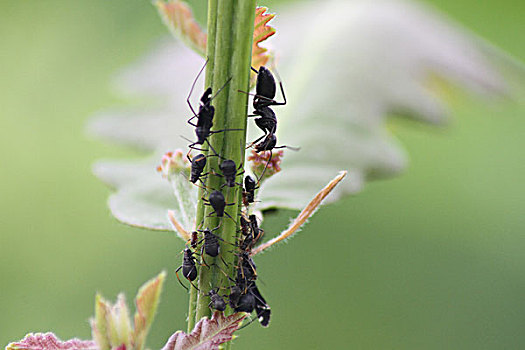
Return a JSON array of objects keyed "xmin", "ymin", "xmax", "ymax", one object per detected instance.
[{"xmin": 190, "ymin": 0, "xmax": 255, "ymax": 331}]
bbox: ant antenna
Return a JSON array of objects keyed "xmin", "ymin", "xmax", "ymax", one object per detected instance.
[
  {"xmin": 187, "ymin": 58, "xmax": 209, "ymax": 116},
  {"xmin": 210, "ymin": 77, "xmax": 233, "ymax": 101}
]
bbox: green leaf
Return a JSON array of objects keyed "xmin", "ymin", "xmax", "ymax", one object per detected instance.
[
  {"xmin": 92, "ymin": 294, "xmax": 112, "ymax": 350},
  {"xmin": 133, "ymin": 271, "xmax": 166, "ymax": 350},
  {"xmin": 90, "ymin": 272, "xmax": 166, "ymax": 350},
  {"xmin": 93, "ymin": 155, "xmax": 196, "ymax": 231}
]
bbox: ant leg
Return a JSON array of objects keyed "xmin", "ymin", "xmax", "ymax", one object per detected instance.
[
  {"xmin": 256, "ymin": 151, "xmax": 273, "ymax": 186},
  {"xmin": 237, "ymin": 90, "xmax": 281, "ymax": 106},
  {"xmin": 223, "ymin": 210, "xmax": 238, "ymax": 224},
  {"xmin": 209, "ymin": 128, "xmax": 243, "ymax": 135},
  {"xmin": 187, "ymin": 116, "xmax": 198, "ymax": 127},
  {"xmin": 188, "ymin": 143, "xmax": 210, "ymax": 153},
  {"xmin": 237, "ymin": 314, "xmax": 257, "ymax": 331},
  {"xmin": 175, "ymin": 266, "xmax": 189, "ymax": 291},
  {"xmin": 251, "ymin": 66, "xmax": 259, "ymax": 74},
  {"xmin": 200, "ymin": 245, "xmax": 212, "ymax": 268},
  {"xmin": 247, "ymin": 133, "xmax": 267, "ymax": 149},
  {"xmin": 204, "ymin": 139, "xmax": 222, "ymax": 159},
  {"xmin": 272, "ymin": 68, "xmax": 287, "ymax": 105}
]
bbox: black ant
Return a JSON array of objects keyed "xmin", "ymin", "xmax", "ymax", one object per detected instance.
[
  {"xmin": 237, "ymin": 214, "xmax": 261, "ymax": 252},
  {"xmin": 240, "ymin": 214, "xmax": 251, "ymax": 236},
  {"xmin": 242, "ymin": 175, "xmax": 258, "ymax": 205},
  {"xmin": 230, "ymin": 280, "xmax": 270, "ymax": 327},
  {"xmin": 208, "ymin": 288, "xmax": 227, "ymax": 312},
  {"xmin": 233, "ymin": 288, "xmax": 256, "ymax": 313},
  {"xmin": 188, "ymin": 153, "xmax": 208, "ymax": 185},
  {"xmin": 201, "ymin": 228, "xmax": 221, "ymax": 257},
  {"xmin": 239, "ymin": 66, "xmax": 286, "ymax": 146},
  {"xmin": 186, "ymin": 60, "xmax": 238, "ymax": 154},
  {"xmin": 253, "ymin": 133, "xmax": 299, "ymax": 184},
  {"xmin": 203, "ymin": 190, "xmax": 236, "ymax": 223},
  {"xmin": 249, "ymin": 214, "xmax": 264, "ymax": 244},
  {"xmin": 229, "ymin": 279, "xmax": 256, "ymax": 313},
  {"xmin": 236, "ymin": 251, "xmax": 257, "ymax": 289},
  {"xmin": 175, "ymin": 247, "xmax": 199, "ymax": 291},
  {"xmin": 217, "ymin": 159, "xmax": 245, "ymax": 188}
]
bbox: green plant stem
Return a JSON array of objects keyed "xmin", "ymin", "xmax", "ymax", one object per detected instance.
[
  {"xmin": 191, "ymin": 0, "xmax": 256, "ymax": 331},
  {"xmin": 186, "ymin": 0, "xmax": 219, "ymax": 334}
]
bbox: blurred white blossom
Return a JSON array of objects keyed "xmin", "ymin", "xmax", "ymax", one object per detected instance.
[{"xmin": 88, "ymin": 0, "xmax": 523, "ymax": 229}]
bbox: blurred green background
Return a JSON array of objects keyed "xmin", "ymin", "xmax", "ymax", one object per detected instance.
[{"xmin": 1, "ymin": 0, "xmax": 524, "ymax": 349}]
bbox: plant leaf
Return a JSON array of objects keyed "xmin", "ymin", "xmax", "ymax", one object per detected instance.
[
  {"xmin": 253, "ymin": 0, "xmax": 522, "ymax": 210},
  {"xmin": 133, "ymin": 271, "xmax": 166, "ymax": 350},
  {"xmin": 89, "ymin": 0, "xmax": 522, "ymax": 229},
  {"xmin": 161, "ymin": 312, "xmax": 246, "ymax": 350},
  {"xmin": 251, "ymin": 7, "xmax": 276, "ymax": 69},
  {"xmin": 154, "ymin": 1, "xmax": 275, "ymax": 69},
  {"xmin": 6, "ymin": 333, "xmax": 97, "ymax": 350},
  {"xmin": 154, "ymin": 0, "xmax": 207, "ymax": 56},
  {"xmin": 90, "ymin": 272, "xmax": 166, "ymax": 350},
  {"xmin": 93, "ymin": 155, "xmax": 196, "ymax": 231},
  {"xmin": 91, "ymin": 294, "xmax": 112, "ymax": 350}
]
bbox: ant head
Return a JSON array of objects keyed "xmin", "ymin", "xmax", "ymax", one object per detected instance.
[
  {"xmin": 244, "ymin": 175, "xmax": 256, "ymax": 190},
  {"xmin": 200, "ymin": 87, "xmax": 212, "ymax": 105}
]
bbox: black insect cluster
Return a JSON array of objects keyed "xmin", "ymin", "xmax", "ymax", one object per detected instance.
[{"xmin": 176, "ymin": 63, "xmax": 290, "ymax": 328}]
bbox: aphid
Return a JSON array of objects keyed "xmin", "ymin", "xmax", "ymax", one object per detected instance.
[
  {"xmin": 208, "ymin": 288, "xmax": 227, "ymax": 311},
  {"xmin": 175, "ymin": 248, "xmax": 198, "ymax": 291},
  {"xmin": 243, "ymin": 175, "xmax": 257, "ymax": 205}
]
